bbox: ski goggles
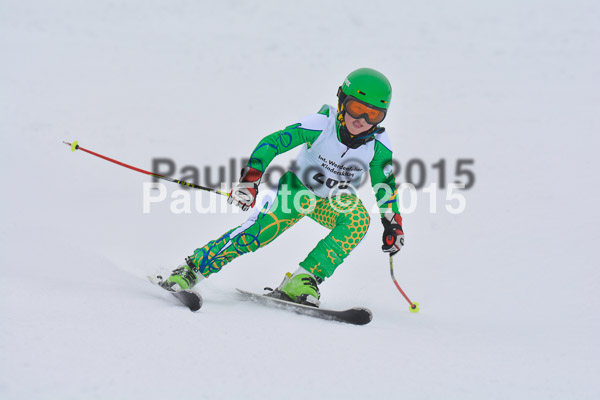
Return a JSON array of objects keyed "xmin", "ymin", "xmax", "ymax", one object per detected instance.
[{"xmin": 343, "ymin": 96, "xmax": 387, "ymax": 125}]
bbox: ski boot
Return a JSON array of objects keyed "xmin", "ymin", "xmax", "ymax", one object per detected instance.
[
  {"xmin": 160, "ymin": 258, "xmax": 199, "ymax": 292},
  {"xmin": 269, "ymin": 271, "xmax": 321, "ymax": 307}
]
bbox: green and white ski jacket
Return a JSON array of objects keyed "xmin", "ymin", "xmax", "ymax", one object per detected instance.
[{"xmin": 247, "ymin": 104, "xmax": 401, "ymax": 216}]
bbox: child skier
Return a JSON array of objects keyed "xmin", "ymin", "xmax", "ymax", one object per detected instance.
[{"xmin": 160, "ymin": 68, "xmax": 404, "ymax": 306}]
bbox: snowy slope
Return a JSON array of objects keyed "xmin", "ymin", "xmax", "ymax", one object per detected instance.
[{"xmin": 1, "ymin": 0, "xmax": 599, "ymax": 399}]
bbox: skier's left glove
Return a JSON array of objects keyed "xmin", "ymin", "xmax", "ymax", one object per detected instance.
[
  {"xmin": 228, "ymin": 167, "xmax": 263, "ymax": 211},
  {"xmin": 381, "ymin": 210, "xmax": 404, "ymax": 256}
]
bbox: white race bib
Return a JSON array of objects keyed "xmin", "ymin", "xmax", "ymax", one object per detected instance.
[{"xmin": 295, "ymin": 106, "xmax": 377, "ymax": 198}]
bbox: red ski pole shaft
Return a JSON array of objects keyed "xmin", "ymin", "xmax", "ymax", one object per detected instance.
[
  {"xmin": 389, "ymin": 255, "xmax": 420, "ymax": 313},
  {"xmin": 63, "ymin": 140, "xmax": 230, "ymax": 197}
]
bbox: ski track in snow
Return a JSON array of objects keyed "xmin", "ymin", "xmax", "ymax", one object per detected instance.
[{"xmin": 1, "ymin": 0, "xmax": 599, "ymax": 399}]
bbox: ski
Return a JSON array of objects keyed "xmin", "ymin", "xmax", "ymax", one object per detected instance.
[
  {"xmin": 147, "ymin": 275, "xmax": 203, "ymax": 312},
  {"xmin": 236, "ymin": 288, "xmax": 372, "ymax": 325}
]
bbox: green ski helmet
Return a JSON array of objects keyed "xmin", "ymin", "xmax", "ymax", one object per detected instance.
[{"xmin": 339, "ymin": 68, "xmax": 392, "ymax": 110}]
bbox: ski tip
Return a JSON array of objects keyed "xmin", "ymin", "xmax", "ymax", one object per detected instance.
[
  {"xmin": 409, "ymin": 302, "xmax": 420, "ymax": 313},
  {"xmin": 174, "ymin": 290, "xmax": 203, "ymax": 312},
  {"xmin": 351, "ymin": 308, "xmax": 373, "ymax": 325}
]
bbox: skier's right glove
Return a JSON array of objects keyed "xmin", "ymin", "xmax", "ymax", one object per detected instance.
[
  {"xmin": 381, "ymin": 210, "xmax": 404, "ymax": 256},
  {"xmin": 228, "ymin": 167, "xmax": 263, "ymax": 211}
]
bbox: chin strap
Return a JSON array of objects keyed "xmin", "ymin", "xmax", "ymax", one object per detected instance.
[{"xmin": 338, "ymin": 123, "xmax": 384, "ymax": 149}]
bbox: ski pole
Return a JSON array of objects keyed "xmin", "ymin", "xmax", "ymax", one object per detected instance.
[
  {"xmin": 389, "ymin": 255, "xmax": 420, "ymax": 313},
  {"xmin": 63, "ymin": 140, "xmax": 230, "ymax": 197}
]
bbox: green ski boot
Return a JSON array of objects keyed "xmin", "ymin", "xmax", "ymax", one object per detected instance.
[
  {"xmin": 277, "ymin": 272, "xmax": 321, "ymax": 307},
  {"xmin": 161, "ymin": 258, "xmax": 199, "ymax": 292}
]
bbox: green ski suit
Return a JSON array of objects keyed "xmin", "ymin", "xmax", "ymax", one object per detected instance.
[{"xmin": 187, "ymin": 105, "xmax": 400, "ymax": 281}]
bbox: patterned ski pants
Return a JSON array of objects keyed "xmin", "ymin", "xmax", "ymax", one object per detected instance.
[{"xmin": 187, "ymin": 172, "xmax": 370, "ymax": 281}]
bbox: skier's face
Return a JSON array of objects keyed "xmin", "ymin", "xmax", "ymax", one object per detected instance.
[{"xmin": 345, "ymin": 112, "xmax": 373, "ymax": 136}]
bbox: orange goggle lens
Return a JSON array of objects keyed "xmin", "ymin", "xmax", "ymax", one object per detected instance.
[{"xmin": 344, "ymin": 97, "xmax": 386, "ymax": 125}]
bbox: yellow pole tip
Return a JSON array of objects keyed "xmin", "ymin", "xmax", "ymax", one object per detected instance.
[
  {"xmin": 409, "ymin": 302, "xmax": 420, "ymax": 313},
  {"xmin": 71, "ymin": 140, "xmax": 79, "ymax": 152}
]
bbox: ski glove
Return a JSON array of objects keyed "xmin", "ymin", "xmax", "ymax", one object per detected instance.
[
  {"xmin": 228, "ymin": 167, "xmax": 263, "ymax": 211},
  {"xmin": 381, "ymin": 210, "xmax": 404, "ymax": 256}
]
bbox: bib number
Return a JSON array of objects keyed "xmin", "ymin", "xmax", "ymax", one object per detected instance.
[{"xmin": 312, "ymin": 172, "xmax": 351, "ymax": 190}]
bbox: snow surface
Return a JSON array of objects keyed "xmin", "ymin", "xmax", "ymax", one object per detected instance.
[{"xmin": 1, "ymin": 0, "xmax": 599, "ymax": 399}]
